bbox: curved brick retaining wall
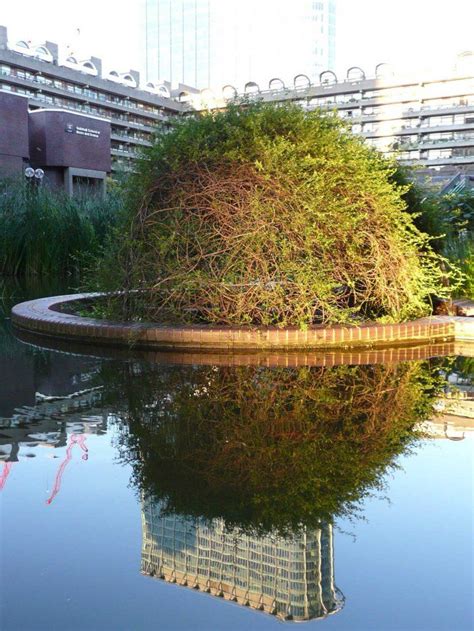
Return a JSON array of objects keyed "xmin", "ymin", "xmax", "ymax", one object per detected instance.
[{"xmin": 11, "ymin": 293, "xmax": 474, "ymax": 353}]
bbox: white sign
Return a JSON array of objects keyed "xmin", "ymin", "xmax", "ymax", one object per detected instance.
[{"xmin": 75, "ymin": 126, "xmax": 101, "ymax": 139}]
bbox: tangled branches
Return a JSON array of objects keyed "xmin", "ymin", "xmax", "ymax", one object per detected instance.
[{"xmin": 103, "ymin": 103, "xmax": 451, "ymax": 326}]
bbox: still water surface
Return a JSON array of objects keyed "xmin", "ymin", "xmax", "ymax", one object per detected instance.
[{"xmin": 0, "ymin": 284, "xmax": 472, "ymax": 631}]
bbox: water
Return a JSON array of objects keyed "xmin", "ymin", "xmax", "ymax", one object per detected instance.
[{"xmin": 0, "ymin": 284, "xmax": 472, "ymax": 631}]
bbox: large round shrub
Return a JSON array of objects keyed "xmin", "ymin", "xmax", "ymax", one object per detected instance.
[{"xmin": 103, "ymin": 102, "xmax": 448, "ymax": 326}]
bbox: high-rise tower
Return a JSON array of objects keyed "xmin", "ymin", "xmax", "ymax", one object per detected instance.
[
  {"xmin": 143, "ymin": 0, "xmax": 336, "ymax": 90},
  {"xmin": 143, "ymin": 0, "xmax": 211, "ymax": 88}
]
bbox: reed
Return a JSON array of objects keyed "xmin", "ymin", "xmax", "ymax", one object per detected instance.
[{"xmin": 0, "ymin": 179, "xmax": 122, "ymax": 278}]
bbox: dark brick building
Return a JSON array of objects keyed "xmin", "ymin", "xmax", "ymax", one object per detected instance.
[
  {"xmin": 0, "ymin": 92, "xmax": 112, "ymax": 194},
  {"xmin": 0, "ymin": 91, "xmax": 29, "ymax": 175}
]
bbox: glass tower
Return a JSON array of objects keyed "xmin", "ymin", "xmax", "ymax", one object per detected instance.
[
  {"xmin": 144, "ymin": 0, "xmax": 210, "ymax": 88},
  {"xmin": 141, "ymin": 499, "xmax": 344, "ymax": 621},
  {"xmin": 143, "ymin": 0, "xmax": 336, "ymax": 89}
]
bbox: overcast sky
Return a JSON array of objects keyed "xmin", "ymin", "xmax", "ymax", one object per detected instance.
[{"xmin": 1, "ymin": 0, "xmax": 473, "ymax": 80}]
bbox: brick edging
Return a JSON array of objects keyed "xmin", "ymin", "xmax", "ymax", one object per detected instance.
[{"xmin": 11, "ymin": 293, "xmax": 474, "ymax": 352}]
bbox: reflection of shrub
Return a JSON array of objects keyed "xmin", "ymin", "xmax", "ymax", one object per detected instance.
[
  {"xmin": 98, "ymin": 103, "xmax": 450, "ymax": 326},
  {"xmin": 104, "ymin": 360, "xmax": 444, "ymax": 534}
]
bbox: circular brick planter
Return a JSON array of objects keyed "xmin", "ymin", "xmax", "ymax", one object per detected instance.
[{"xmin": 11, "ymin": 292, "xmax": 474, "ymax": 354}]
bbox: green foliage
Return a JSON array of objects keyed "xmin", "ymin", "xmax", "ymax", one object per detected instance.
[
  {"xmin": 389, "ymin": 168, "xmax": 473, "ymax": 297},
  {"xmin": 97, "ymin": 102, "xmax": 453, "ymax": 326},
  {"xmin": 0, "ymin": 178, "xmax": 122, "ymax": 278},
  {"xmin": 103, "ymin": 360, "xmax": 446, "ymax": 535}
]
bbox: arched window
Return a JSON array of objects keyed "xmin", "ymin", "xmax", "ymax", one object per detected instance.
[
  {"xmin": 455, "ymin": 51, "xmax": 474, "ymax": 74},
  {"xmin": 346, "ymin": 66, "xmax": 365, "ymax": 81},
  {"xmin": 66, "ymin": 56, "xmax": 78, "ymax": 65},
  {"xmin": 222, "ymin": 84, "xmax": 238, "ymax": 100},
  {"xmin": 244, "ymin": 81, "xmax": 260, "ymax": 94},
  {"xmin": 294, "ymin": 74, "xmax": 311, "ymax": 89},
  {"xmin": 178, "ymin": 90, "xmax": 191, "ymax": 102},
  {"xmin": 16, "ymin": 40, "xmax": 30, "ymax": 49},
  {"xmin": 268, "ymin": 77, "xmax": 285, "ymax": 91},
  {"xmin": 122, "ymin": 74, "xmax": 137, "ymax": 87},
  {"xmin": 157, "ymin": 84, "xmax": 170, "ymax": 97},
  {"xmin": 35, "ymin": 46, "xmax": 53, "ymax": 62},
  {"xmin": 82, "ymin": 61, "xmax": 97, "ymax": 74},
  {"xmin": 375, "ymin": 63, "xmax": 394, "ymax": 78},
  {"xmin": 319, "ymin": 70, "xmax": 337, "ymax": 85}
]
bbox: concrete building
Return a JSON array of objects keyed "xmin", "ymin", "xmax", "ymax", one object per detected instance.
[
  {"xmin": 142, "ymin": 0, "xmax": 336, "ymax": 90},
  {"xmin": 193, "ymin": 53, "xmax": 474, "ymax": 183},
  {"xmin": 141, "ymin": 499, "xmax": 344, "ymax": 622},
  {"xmin": 0, "ymin": 25, "xmax": 186, "ymax": 175},
  {"xmin": 1, "ymin": 23, "xmax": 473, "ymax": 187}
]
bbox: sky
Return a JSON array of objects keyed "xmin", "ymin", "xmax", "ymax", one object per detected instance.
[{"xmin": 1, "ymin": 0, "xmax": 473, "ymax": 83}]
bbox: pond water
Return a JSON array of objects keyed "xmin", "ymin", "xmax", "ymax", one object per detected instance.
[{"xmin": 0, "ymin": 283, "xmax": 472, "ymax": 631}]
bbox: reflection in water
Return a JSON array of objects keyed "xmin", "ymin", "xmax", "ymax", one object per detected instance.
[
  {"xmin": 110, "ymin": 361, "xmax": 447, "ymax": 533},
  {"xmin": 0, "ymin": 387, "xmax": 107, "ymax": 500},
  {"xmin": 142, "ymin": 499, "xmax": 343, "ymax": 621},
  {"xmin": 2, "ymin": 338, "xmax": 471, "ymax": 623}
]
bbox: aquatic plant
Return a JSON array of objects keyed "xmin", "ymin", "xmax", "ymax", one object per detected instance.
[{"xmin": 0, "ymin": 179, "xmax": 122, "ymax": 278}]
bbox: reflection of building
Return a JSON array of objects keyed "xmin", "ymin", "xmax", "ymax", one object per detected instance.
[
  {"xmin": 141, "ymin": 499, "xmax": 344, "ymax": 621},
  {"xmin": 0, "ymin": 387, "xmax": 106, "ymax": 461},
  {"xmin": 143, "ymin": 0, "xmax": 336, "ymax": 90}
]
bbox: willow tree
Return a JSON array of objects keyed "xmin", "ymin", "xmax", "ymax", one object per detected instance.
[{"xmin": 99, "ymin": 102, "xmax": 453, "ymax": 326}]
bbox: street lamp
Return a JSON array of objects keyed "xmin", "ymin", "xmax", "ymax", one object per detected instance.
[{"xmin": 24, "ymin": 167, "xmax": 45, "ymax": 185}]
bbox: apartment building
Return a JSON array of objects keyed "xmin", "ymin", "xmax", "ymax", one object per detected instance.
[{"xmin": 0, "ymin": 25, "xmax": 187, "ymax": 175}]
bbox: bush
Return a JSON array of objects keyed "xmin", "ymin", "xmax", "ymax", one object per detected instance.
[
  {"xmin": 0, "ymin": 178, "xmax": 122, "ymax": 278},
  {"xmin": 97, "ymin": 103, "xmax": 454, "ymax": 326},
  {"xmin": 391, "ymin": 169, "xmax": 473, "ymax": 297}
]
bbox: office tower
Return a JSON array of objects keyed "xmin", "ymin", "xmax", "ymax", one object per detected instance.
[
  {"xmin": 143, "ymin": 0, "xmax": 211, "ymax": 88},
  {"xmin": 143, "ymin": 0, "xmax": 336, "ymax": 89},
  {"xmin": 141, "ymin": 499, "xmax": 344, "ymax": 621}
]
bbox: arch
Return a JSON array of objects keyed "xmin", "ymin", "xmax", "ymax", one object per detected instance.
[
  {"xmin": 108, "ymin": 70, "xmax": 120, "ymax": 78},
  {"xmin": 200, "ymin": 87, "xmax": 215, "ymax": 98},
  {"xmin": 244, "ymin": 81, "xmax": 260, "ymax": 94},
  {"xmin": 81, "ymin": 61, "xmax": 97, "ymax": 74},
  {"xmin": 375, "ymin": 63, "xmax": 394, "ymax": 78},
  {"xmin": 35, "ymin": 46, "xmax": 52, "ymax": 61},
  {"xmin": 346, "ymin": 66, "xmax": 365, "ymax": 81},
  {"xmin": 66, "ymin": 55, "xmax": 78, "ymax": 64},
  {"xmin": 157, "ymin": 84, "xmax": 170, "ymax": 97},
  {"xmin": 178, "ymin": 90, "xmax": 192, "ymax": 102},
  {"xmin": 268, "ymin": 77, "xmax": 286, "ymax": 91},
  {"xmin": 222, "ymin": 84, "xmax": 238, "ymax": 99},
  {"xmin": 455, "ymin": 50, "xmax": 474, "ymax": 73},
  {"xmin": 294, "ymin": 74, "xmax": 311, "ymax": 89},
  {"xmin": 15, "ymin": 40, "xmax": 30, "ymax": 49},
  {"xmin": 121, "ymin": 73, "xmax": 137, "ymax": 87},
  {"xmin": 319, "ymin": 70, "xmax": 337, "ymax": 85}
]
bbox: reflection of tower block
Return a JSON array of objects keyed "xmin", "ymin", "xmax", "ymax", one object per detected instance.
[{"xmin": 141, "ymin": 499, "xmax": 344, "ymax": 621}]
